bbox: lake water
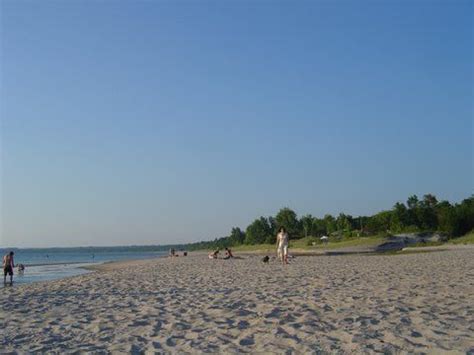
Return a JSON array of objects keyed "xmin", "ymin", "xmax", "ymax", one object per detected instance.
[{"xmin": 1, "ymin": 247, "xmax": 168, "ymax": 285}]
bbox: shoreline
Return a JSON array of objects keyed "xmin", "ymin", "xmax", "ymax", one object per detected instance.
[
  {"xmin": 34, "ymin": 243, "xmax": 474, "ymax": 275},
  {"xmin": 10, "ymin": 254, "xmax": 168, "ymax": 287},
  {"xmin": 10, "ymin": 244, "xmax": 473, "ymax": 287}
]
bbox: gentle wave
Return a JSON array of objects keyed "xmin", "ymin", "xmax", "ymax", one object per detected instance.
[{"xmin": 2, "ymin": 248, "xmax": 168, "ymax": 285}]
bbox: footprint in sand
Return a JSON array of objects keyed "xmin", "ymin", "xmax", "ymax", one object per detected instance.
[
  {"xmin": 239, "ymin": 336, "xmax": 255, "ymax": 346},
  {"xmin": 237, "ymin": 320, "xmax": 250, "ymax": 330},
  {"xmin": 172, "ymin": 322, "xmax": 191, "ymax": 331},
  {"xmin": 152, "ymin": 341, "xmax": 162, "ymax": 349}
]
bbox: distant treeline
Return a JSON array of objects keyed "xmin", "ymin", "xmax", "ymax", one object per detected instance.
[
  {"xmin": 7, "ymin": 194, "xmax": 471, "ymax": 253},
  {"xmin": 180, "ymin": 194, "xmax": 474, "ymax": 251}
]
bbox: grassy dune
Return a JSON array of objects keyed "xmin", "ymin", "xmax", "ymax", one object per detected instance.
[
  {"xmin": 223, "ymin": 231, "xmax": 474, "ymax": 253},
  {"xmin": 449, "ymin": 230, "xmax": 474, "ymax": 244},
  {"xmin": 228, "ymin": 235, "xmax": 387, "ymax": 253}
]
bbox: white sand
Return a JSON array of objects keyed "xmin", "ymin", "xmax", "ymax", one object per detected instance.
[{"xmin": 1, "ymin": 248, "xmax": 473, "ymax": 353}]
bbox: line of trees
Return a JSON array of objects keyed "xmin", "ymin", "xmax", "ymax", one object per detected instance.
[{"xmin": 181, "ymin": 194, "xmax": 473, "ymax": 251}]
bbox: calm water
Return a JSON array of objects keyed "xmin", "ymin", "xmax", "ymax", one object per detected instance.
[{"xmin": 1, "ymin": 247, "xmax": 168, "ymax": 285}]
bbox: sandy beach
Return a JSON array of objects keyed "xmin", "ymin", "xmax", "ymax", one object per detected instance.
[{"xmin": 1, "ymin": 247, "xmax": 473, "ymax": 353}]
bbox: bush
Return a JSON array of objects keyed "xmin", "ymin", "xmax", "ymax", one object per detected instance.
[{"xmin": 306, "ymin": 236, "xmax": 320, "ymax": 246}]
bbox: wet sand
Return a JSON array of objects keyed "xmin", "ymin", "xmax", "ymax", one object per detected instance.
[{"xmin": 1, "ymin": 247, "xmax": 473, "ymax": 353}]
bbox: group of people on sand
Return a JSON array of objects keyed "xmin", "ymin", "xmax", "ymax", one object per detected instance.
[
  {"xmin": 207, "ymin": 227, "xmax": 290, "ymax": 264},
  {"xmin": 209, "ymin": 247, "xmax": 234, "ymax": 260},
  {"xmin": 169, "ymin": 248, "xmax": 187, "ymax": 257}
]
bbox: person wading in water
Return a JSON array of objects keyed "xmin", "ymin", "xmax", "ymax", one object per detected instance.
[{"xmin": 3, "ymin": 251, "xmax": 15, "ymax": 285}]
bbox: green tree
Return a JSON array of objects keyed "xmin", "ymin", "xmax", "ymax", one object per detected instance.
[
  {"xmin": 229, "ymin": 227, "xmax": 245, "ymax": 245},
  {"xmin": 436, "ymin": 201, "xmax": 457, "ymax": 235},
  {"xmin": 245, "ymin": 217, "xmax": 272, "ymax": 245},
  {"xmin": 336, "ymin": 213, "xmax": 353, "ymax": 232},
  {"xmin": 300, "ymin": 214, "xmax": 314, "ymax": 238},
  {"xmin": 359, "ymin": 216, "xmax": 370, "ymax": 232},
  {"xmin": 275, "ymin": 207, "xmax": 301, "ymax": 238},
  {"xmin": 423, "ymin": 194, "xmax": 438, "ymax": 208},
  {"xmin": 312, "ymin": 218, "xmax": 327, "ymax": 236},
  {"xmin": 407, "ymin": 195, "xmax": 420, "ymax": 227},
  {"xmin": 366, "ymin": 210, "xmax": 392, "ymax": 234},
  {"xmin": 391, "ymin": 202, "xmax": 409, "ymax": 232},
  {"xmin": 417, "ymin": 194, "xmax": 439, "ymax": 230},
  {"xmin": 454, "ymin": 196, "xmax": 474, "ymax": 236},
  {"xmin": 407, "ymin": 195, "xmax": 419, "ymax": 210},
  {"xmin": 323, "ymin": 214, "xmax": 337, "ymax": 234}
]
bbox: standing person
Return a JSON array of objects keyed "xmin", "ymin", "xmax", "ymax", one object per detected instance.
[
  {"xmin": 276, "ymin": 227, "xmax": 289, "ymax": 264},
  {"xmin": 3, "ymin": 251, "xmax": 15, "ymax": 285}
]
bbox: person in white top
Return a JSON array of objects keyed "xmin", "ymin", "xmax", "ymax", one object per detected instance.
[{"xmin": 276, "ymin": 227, "xmax": 289, "ymax": 264}]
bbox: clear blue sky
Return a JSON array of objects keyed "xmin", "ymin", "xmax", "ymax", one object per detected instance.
[{"xmin": 1, "ymin": 0, "xmax": 472, "ymax": 247}]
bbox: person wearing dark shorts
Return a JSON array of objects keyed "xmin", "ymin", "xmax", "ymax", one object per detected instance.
[{"xmin": 3, "ymin": 251, "xmax": 15, "ymax": 285}]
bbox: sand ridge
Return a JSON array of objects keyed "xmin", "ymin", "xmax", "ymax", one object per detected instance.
[{"xmin": 1, "ymin": 248, "xmax": 473, "ymax": 353}]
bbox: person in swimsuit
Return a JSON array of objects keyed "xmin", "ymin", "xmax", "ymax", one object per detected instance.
[
  {"xmin": 209, "ymin": 249, "xmax": 219, "ymax": 259},
  {"xmin": 3, "ymin": 251, "xmax": 15, "ymax": 285},
  {"xmin": 223, "ymin": 247, "xmax": 234, "ymax": 260},
  {"xmin": 276, "ymin": 227, "xmax": 289, "ymax": 264}
]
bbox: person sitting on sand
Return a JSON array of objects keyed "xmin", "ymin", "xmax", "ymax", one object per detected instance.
[
  {"xmin": 223, "ymin": 247, "xmax": 234, "ymax": 260},
  {"xmin": 276, "ymin": 227, "xmax": 289, "ymax": 264},
  {"xmin": 208, "ymin": 249, "xmax": 219, "ymax": 259},
  {"xmin": 3, "ymin": 251, "xmax": 15, "ymax": 285}
]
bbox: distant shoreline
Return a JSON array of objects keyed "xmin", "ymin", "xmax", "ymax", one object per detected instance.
[{"xmin": 6, "ymin": 250, "xmax": 168, "ymax": 286}]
